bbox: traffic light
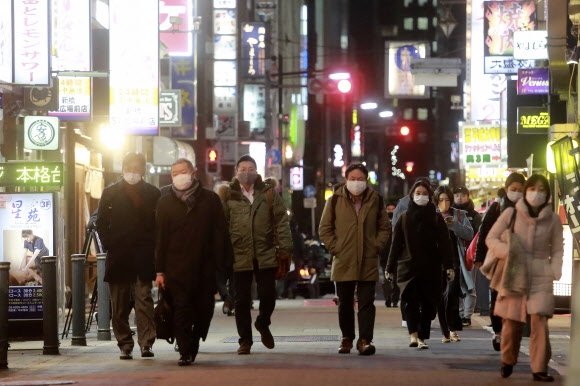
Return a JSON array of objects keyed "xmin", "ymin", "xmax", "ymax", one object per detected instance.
[
  {"xmin": 336, "ymin": 79, "xmax": 352, "ymax": 93},
  {"xmin": 400, "ymin": 125, "xmax": 410, "ymax": 136},
  {"xmin": 328, "ymin": 72, "xmax": 353, "ymax": 94},
  {"xmin": 405, "ymin": 162, "xmax": 414, "ymax": 173},
  {"xmin": 206, "ymin": 148, "xmax": 219, "ymax": 174}
]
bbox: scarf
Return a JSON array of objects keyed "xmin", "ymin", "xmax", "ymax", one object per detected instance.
[
  {"xmin": 406, "ymin": 200, "xmax": 440, "ymax": 270},
  {"xmin": 172, "ymin": 178, "xmax": 200, "ymax": 208},
  {"xmin": 124, "ymin": 181, "xmax": 144, "ymax": 207}
]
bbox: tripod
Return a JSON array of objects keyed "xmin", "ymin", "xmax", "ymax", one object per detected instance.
[{"xmin": 61, "ymin": 226, "xmax": 103, "ymax": 339}]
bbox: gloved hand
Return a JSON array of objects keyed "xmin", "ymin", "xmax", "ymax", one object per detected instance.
[
  {"xmin": 446, "ymin": 269, "xmax": 455, "ymax": 281},
  {"xmin": 385, "ymin": 272, "xmax": 393, "ymax": 282}
]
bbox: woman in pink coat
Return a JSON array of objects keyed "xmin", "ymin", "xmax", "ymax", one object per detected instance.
[{"xmin": 485, "ymin": 175, "xmax": 563, "ymax": 382}]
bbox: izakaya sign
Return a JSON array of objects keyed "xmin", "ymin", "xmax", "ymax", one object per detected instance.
[
  {"xmin": 24, "ymin": 116, "xmax": 59, "ymax": 150},
  {"xmin": 459, "ymin": 123, "xmax": 501, "ymax": 168},
  {"xmin": 0, "ymin": 162, "xmax": 63, "ymax": 187}
]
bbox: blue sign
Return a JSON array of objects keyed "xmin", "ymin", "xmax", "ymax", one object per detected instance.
[
  {"xmin": 304, "ymin": 185, "xmax": 316, "ymax": 198},
  {"xmin": 171, "ymin": 56, "xmax": 196, "ymax": 138},
  {"xmin": 241, "ymin": 23, "xmax": 266, "ymax": 78},
  {"xmin": 8, "ymin": 286, "xmax": 43, "ymax": 320},
  {"xmin": 267, "ymin": 149, "xmax": 281, "ymax": 165}
]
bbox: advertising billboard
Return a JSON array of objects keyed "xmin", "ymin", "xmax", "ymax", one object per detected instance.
[
  {"xmin": 49, "ymin": 77, "xmax": 91, "ymax": 121},
  {"xmin": 51, "ymin": 0, "xmax": 91, "ymax": 72},
  {"xmin": 385, "ymin": 41, "xmax": 428, "ymax": 98},
  {"xmin": 159, "ymin": 0, "xmax": 193, "ymax": 57},
  {"xmin": 241, "ymin": 23, "xmax": 266, "ymax": 78},
  {"xmin": 109, "ymin": 0, "xmax": 159, "ymax": 135},
  {"xmin": 0, "ymin": 0, "xmax": 13, "ymax": 83},
  {"xmin": 14, "ymin": 0, "xmax": 50, "ymax": 85},
  {"xmin": 517, "ymin": 68, "xmax": 549, "ymax": 95},
  {"xmin": 459, "ymin": 123, "xmax": 502, "ymax": 169}
]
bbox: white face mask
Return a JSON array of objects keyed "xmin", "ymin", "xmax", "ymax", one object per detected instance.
[
  {"xmin": 346, "ymin": 180, "xmax": 367, "ymax": 196},
  {"xmin": 526, "ymin": 191, "xmax": 546, "ymax": 207},
  {"xmin": 172, "ymin": 173, "xmax": 193, "ymax": 190},
  {"xmin": 414, "ymin": 195, "xmax": 430, "ymax": 206},
  {"xmin": 123, "ymin": 172, "xmax": 141, "ymax": 185},
  {"xmin": 507, "ymin": 191, "xmax": 523, "ymax": 203}
]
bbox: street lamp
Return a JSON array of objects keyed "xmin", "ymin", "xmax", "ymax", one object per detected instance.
[
  {"xmin": 99, "ymin": 124, "xmax": 125, "ymax": 151},
  {"xmin": 360, "ymin": 102, "xmax": 378, "ymax": 110},
  {"xmin": 379, "ymin": 110, "xmax": 394, "ymax": 118}
]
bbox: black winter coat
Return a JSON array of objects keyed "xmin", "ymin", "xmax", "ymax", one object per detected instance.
[
  {"xmin": 155, "ymin": 185, "xmax": 233, "ymax": 340},
  {"xmin": 96, "ymin": 179, "xmax": 160, "ymax": 283},
  {"xmin": 386, "ymin": 201, "xmax": 453, "ymax": 306},
  {"xmin": 474, "ymin": 196, "xmax": 516, "ymax": 263}
]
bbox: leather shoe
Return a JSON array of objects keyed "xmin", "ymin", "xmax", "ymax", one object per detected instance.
[
  {"xmin": 254, "ymin": 322, "xmax": 275, "ymax": 349},
  {"xmin": 338, "ymin": 337, "xmax": 353, "ymax": 354},
  {"xmin": 119, "ymin": 350, "xmax": 132, "ymax": 360},
  {"xmin": 356, "ymin": 339, "xmax": 376, "ymax": 356},
  {"xmin": 501, "ymin": 363, "xmax": 513, "ymax": 378},
  {"xmin": 222, "ymin": 300, "xmax": 231, "ymax": 315},
  {"xmin": 178, "ymin": 354, "xmax": 192, "ymax": 366},
  {"xmin": 141, "ymin": 346, "xmax": 154, "ymax": 358},
  {"xmin": 237, "ymin": 341, "xmax": 252, "ymax": 355},
  {"xmin": 532, "ymin": 372, "xmax": 554, "ymax": 382}
]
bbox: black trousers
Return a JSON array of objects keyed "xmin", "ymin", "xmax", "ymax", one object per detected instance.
[
  {"xmin": 437, "ymin": 273, "xmax": 462, "ymax": 337},
  {"xmin": 336, "ymin": 281, "xmax": 376, "ymax": 342},
  {"xmin": 216, "ymin": 265, "xmax": 234, "ymax": 302},
  {"xmin": 490, "ymin": 289, "xmax": 502, "ymax": 333},
  {"xmin": 382, "ymin": 271, "xmax": 401, "ymax": 306},
  {"xmin": 234, "ymin": 261, "xmax": 277, "ymax": 345},
  {"xmin": 172, "ymin": 289, "xmax": 205, "ymax": 357},
  {"xmin": 403, "ymin": 278, "xmax": 437, "ymax": 340}
]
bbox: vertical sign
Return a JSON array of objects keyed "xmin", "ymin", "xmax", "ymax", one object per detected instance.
[
  {"xmin": 49, "ymin": 76, "xmax": 91, "ymax": 121},
  {"xmin": 0, "ymin": 0, "xmax": 13, "ymax": 83},
  {"xmin": 171, "ymin": 56, "xmax": 196, "ymax": 138},
  {"xmin": 13, "ymin": 0, "xmax": 50, "ymax": 85},
  {"xmin": 159, "ymin": 0, "xmax": 193, "ymax": 57},
  {"xmin": 241, "ymin": 23, "xmax": 266, "ymax": 78},
  {"xmin": 51, "ymin": 0, "xmax": 91, "ymax": 71},
  {"xmin": 0, "ymin": 193, "xmax": 54, "ymax": 320},
  {"xmin": 243, "ymin": 84, "xmax": 265, "ymax": 133},
  {"xmin": 483, "ymin": 1, "xmax": 536, "ymax": 74},
  {"xmin": 110, "ymin": 0, "xmax": 159, "ymax": 135}
]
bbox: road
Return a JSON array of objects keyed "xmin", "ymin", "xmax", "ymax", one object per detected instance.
[{"xmin": 0, "ymin": 298, "xmax": 570, "ymax": 385}]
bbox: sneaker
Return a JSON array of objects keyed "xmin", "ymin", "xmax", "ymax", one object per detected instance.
[
  {"xmin": 442, "ymin": 336, "xmax": 451, "ymax": 343},
  {"xmin": 140, "ymin": 346, "xmax": 154, "ymax": 358},
  {"xmin": 450, "ymin": 332, "xmax": 461, "ymax": 342},
  {"xmin": 178, "ymin": 354, "xmax": 192, "ymax": 366},
  {"xmin": 462, "ymin": 318, "xmax": 472, "ymax": 327},
  {"xmin": 492, "ymin": 334, "xmax": 501, "ymax": 351},
  {"xmin": 237, "ymin": 341, "xmax": 252, "ymax": 355},
  {"xmin": 417, "ymin": 340, "xmax": 429, "ymax": 349},
  {"xmin": 119, "ymin": 349, "xmax": 133, "ymax": 360},
  {"xmin": 254, "ymin": 321, "xmax": 275, "ymax": 349},
  {"xmin": 402, "ymin": 320, "xmax": 407, "ymax": 328},
  {"xmin": 356, "ymin": 339, "xmax": 376, "ymax": 356},
  {"xmin": 338, "ymin": 337, "xmax": 353, "ymax": 354}
]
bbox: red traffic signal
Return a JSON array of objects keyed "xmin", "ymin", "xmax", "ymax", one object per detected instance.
[
  {"xmin": 206, "ymin": 148, "xmax": 219, "ymax": 174},
  {"xmin": 336, "ymin": 79, "xmax": 352, "ymax": 93},
  {"xmin": 400, "ymin": 125, "xmax": 410, "ymax": 136}
]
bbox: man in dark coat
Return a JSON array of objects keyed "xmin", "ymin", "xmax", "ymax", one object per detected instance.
[
  {"xmin": 96, "ymin": 152, "xmax": 160, "ymax": 360},
  {"xmin": 155, "ymin": 158, "xmax": 232, "ymax": 366}
]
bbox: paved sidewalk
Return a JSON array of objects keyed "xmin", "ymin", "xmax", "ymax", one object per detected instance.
[{"xmin": 0, "ymin": 298, "xmax": 570, "ymax": 385}]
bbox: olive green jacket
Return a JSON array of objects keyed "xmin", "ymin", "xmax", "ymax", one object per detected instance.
[
  {"xmin": 319, "ymin": 183, "xmax": 391, "ymax": 282},
  {"xmin": 218, "ymin": 175, "xmax": 292, "ymax": 272}
]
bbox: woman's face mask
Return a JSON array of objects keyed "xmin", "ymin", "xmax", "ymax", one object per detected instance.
[
  {"xmin": 414, "ymin": 195, "xmax": 430, "ymax": 206},
  {"xmin": 438, "ymin": 196, "xmax": 451, "ymax": 212}
]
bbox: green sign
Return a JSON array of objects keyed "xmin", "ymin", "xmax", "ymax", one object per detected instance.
[{"xmin": 0, "ymin": 162, "xmax": 64, "ymax": 187}]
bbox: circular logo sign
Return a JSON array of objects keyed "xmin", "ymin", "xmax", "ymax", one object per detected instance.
[{"xmin": 28, "ymin": 119, "xmax": 56, "ymax": 147}]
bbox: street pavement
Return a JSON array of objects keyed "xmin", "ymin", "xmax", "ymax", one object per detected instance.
[{"xmin": 0, "ymin": 297, "xmax": 570, "ymax": 385}]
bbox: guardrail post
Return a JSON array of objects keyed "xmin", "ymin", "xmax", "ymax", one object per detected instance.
[
  {"xmin": 41, "ymin": 256, "xmax": 59, "ymax": 355},
  {"xmin": 96, "ymin": 253, "xmax": 111, "ymax": 340},
  {"xmin": 71, "ymin": 254, "xmax": 87, "ymax": 346},
  {"xmin": 0, "ymin": 262, "xmax": 10, "ymax": 368}
]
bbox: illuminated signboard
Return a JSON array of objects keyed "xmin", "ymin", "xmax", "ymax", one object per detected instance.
[
  {"xmin": 243, "ymin": 84, "xmax": 265, "ymax": 133},
  {"xmin": 51, "ymin": 0, "xmax": 91, "ymax": 71},
  {"xmin": 517, "ymin": 68, "xmax": 549, "ymax": 95},
  {"xmin": 24, "ymin": 116, "xmax": 59, "ymax": 150},
  {"xmin": 513, "ymin": 30, "xmax": 548, "ymax": 60},
  {"xmin": 483, "ymin": 1, "xmax": 536, "ymax": 74},
  {"xmin": 13, "ymin": 0, "xmax": 50, "ymax": 85},
  {"xmin": 215, "ymin": 35, "xmax": 236, "ymax": 60},
  {"xmin": 0, "ymin": 0, "xmax": 13, "ymax": 83},
  {"xmin": 49, "ymin": 76, "xmax": 91, "ymax": 121},
  {"xmin": 159, "ymin": 0, "xmax": 193, "ymax": 57},
  {"xmin": 110, "ymin": 0, "xmax": 159, "ymax": 135},
  {"xmin": 0, "ymin": 162, "xmax": 64, "ymax": 187},
  {"xmin": 385, "ymin": 41, "xmax": 428, "ymax": 98},
  {"xmin": 517, "ymin": 107, "xmax": 549, "ymax": 134},
  {"xmin": 459, "ymin": 123, "xmax": 501, "ymax": 168},
  {"xmin": 214, "ymin": 9, "xmax": 236, "ymax": 35},
  {"xmin": 241, "ymin": 23, "xmax": 266, "ymax": 78}
]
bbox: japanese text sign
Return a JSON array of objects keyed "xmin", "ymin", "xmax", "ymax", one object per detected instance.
[
  {"xmin": 0, "ymin": 162, "xmax": 63, "ymax": 187},
  {"xmin": 459, "ymin": 124, "xmax": 501, "ymax": 167},
  {"xmin": 241, "ymin": 23, "xmax": 266, "ymax": 78}
]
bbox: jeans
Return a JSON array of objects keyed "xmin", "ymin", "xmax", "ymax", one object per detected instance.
[
  {"xmin": 234, "ymin": 260, "xmax": 277, "ymax": 344},
  {"xmin": 336, "ymin": 281, "xmax": 376, "ymax": 342}
]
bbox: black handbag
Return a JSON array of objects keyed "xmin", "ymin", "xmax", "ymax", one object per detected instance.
[{"xmin": 154, "ymin": 289, "xmax": 175, "ymax": 344}]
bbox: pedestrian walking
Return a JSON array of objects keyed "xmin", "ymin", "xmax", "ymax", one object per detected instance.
[
  {"xmin": 434, "ymin": 186, "xmax": 473, "ymax": 344},
  {"xmin": 218, "ymin": 154, "xmax": 293, "ymax": 355},
  {"xmin": 485, "ymin": 175, "xmax": 563, "ymax": 382},
  {"xmin": 451, "ymin": 186, "xmax": 482, "ymax": 327},
  {"xmin": 474, "ymin": 172, "xmax": 526, "ymax": 351},
  {"xmin": 319, "ymin": 163, "xmax": 391, "ymax": 355},
  {"xmin": 379, "ymin": 201, "xmax": 398, "ymax": 308},
  {"xmin": 95, "ymin": 152, "xmax": 160, "ymax": 360},
  {"xmin": 386, "ymin": 179, "xmax": 453, "ymax": 349},
  {"xmin": 155, "ymin": 158, "xmax": 232, "ymax": 366}
]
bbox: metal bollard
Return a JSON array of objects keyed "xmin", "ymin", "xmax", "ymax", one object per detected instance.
[
  {"xmin": 41, "ymin": 256, "xmax": 59, "ymax": 355},
  {"xmin": 71, "ymin": 254, "xmax": 87, "ymax": 346},
  {"xmin": 96, "ymin": 253, "xmax": 111, "ymax": 340},
  {"xmin": 0, "ymin": 262, "xmax": 10, "ymax": 368}
]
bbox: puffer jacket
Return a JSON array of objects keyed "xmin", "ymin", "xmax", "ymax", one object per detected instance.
[
  {"xmin": 485, "ymin": 199, "xmax": 564, "ymax": 322},
  {"xmin": 218, "ymin": 175, "xmax": 292, "ymax": 272},
  {"xmin": 318, "ymin": 183, "xmax": 391, "ymax": 282}
]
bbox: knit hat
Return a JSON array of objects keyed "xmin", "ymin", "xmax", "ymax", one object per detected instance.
[{"xmin": 504, "ymin": 172, "xmax": 526, "ymax": 189}]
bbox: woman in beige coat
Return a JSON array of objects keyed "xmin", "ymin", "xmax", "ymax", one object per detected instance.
[{"xmin": 485, "ymin": 175, "xmax": 563, "ymax": 382}]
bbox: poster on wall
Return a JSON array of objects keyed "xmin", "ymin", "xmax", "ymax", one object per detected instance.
[
  {"xmin": 0, "ymin": 193, "xmax": 54, "ymax": 320},
  {"xmin": 483, "ymin": 1, "xmax": 537, "ymax": 74}
]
